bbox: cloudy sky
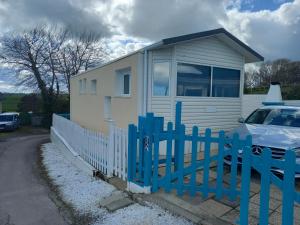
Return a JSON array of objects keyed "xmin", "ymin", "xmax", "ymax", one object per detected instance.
[{"xmin": 0, "ymin": 0, "xmax": 300, "ymax": 92}]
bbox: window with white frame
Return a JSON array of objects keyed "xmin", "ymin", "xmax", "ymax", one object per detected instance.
[
  {"xmin": 176, "ymin": 62, "xmax": 240, "ymax": 98},
  {"xmin": 90, "ymin": 79, "xmax": 97, "ymax": 94},
  {"xmin": 153, "ymin": 61, "xmax": 170, "ymax": 96},
  {"xmin": 115, "ymin": 68, "xmax": 131, "ymax": 96},
  {"xmin": 79, "ymin": 79, "xmax": 87, "ymax": 94}
]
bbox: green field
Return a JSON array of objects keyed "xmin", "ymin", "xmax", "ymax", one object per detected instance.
[{"xmin": 1, "ymin": 93, "xmax": 25, "ymax": 112}]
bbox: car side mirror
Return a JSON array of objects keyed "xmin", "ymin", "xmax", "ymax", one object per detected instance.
[{"xmin": 238, "ymin": 117, "xmax": 245, "ymax": 123}]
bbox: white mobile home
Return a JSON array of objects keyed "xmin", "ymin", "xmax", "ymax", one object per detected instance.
[{"xmin": 70, "ymin": 28, "xmax": 263, "ymax": 133}]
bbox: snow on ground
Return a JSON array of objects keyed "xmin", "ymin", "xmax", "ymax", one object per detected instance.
[{"xmin": 42, "ymin": 143, "xmax": 192, "ymax": 225}]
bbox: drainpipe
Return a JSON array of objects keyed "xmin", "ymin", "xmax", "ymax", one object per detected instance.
[{"xmin": 262, "ymin": 82, "xmax": 284, "ymax": 106}]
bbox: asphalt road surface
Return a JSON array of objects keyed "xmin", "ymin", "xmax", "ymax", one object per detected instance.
[{"xmin": 0, "ymin": 134, "xmax": 68, "ymax": 225}]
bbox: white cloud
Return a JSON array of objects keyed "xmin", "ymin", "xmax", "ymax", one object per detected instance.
[{"xmin": 221, "ymin": 0, "xmax": 300, "ymax": 60}]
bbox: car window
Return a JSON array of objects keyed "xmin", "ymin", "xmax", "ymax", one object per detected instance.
[
  {"xmin": 263, "ymin": 109, "xmax": 300, "ymax": 127},
  {"xmin": 245, "ymin": 109, "xmax": 271, "ymax": 124},
  {"xmin": 0, "ymin": 115, "xmax": 14, "ymax": 122}
]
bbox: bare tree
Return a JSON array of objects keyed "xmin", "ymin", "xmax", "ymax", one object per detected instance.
[
  {"xmin": 0, "ymin": 26, "xmax": 107, "ymax": 125},
  {"xmin": 0, "ymin": 26, "xmax": 64, "ymax": 119},
  {"xmin": 57, "ymin": 31, "xmax": 107, "ymax": 93}
]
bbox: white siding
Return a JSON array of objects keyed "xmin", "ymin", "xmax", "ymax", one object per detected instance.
[
  {"xmin": 242, "ymin": 94, "xmax": 266, "ymax": 118},
  {"xmin": 149, "ymin": 37, "xmax": 245, "ymax": 133},
  {"xmin": 175, "ymin": 97, "xmax": 241, "ymax": 133},
  {"xmin": 175, "ymin": 37, "xmax": 244, "ymax": 69}
]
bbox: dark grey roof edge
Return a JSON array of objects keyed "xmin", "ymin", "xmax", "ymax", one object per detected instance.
[{"xmin": 162, "ymin": 28, "xmax": 264, "ymax": 61}]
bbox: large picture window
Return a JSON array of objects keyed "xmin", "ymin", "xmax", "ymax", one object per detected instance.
[
  {"xmin": 212, "ymin": 67, "xmax": 240, "ymax": 97},
  {"xmin": 153, "ymin": 61, "xmax": 170, "ymax": 96},
  {"xmin": 177, "ymin": 63, "xmax": 211, "ymax": 97}
]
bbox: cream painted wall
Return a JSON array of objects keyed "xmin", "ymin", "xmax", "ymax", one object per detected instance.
[{"xmin": 70, "ymin": 53, "xmax": 140, "ymax": 134}]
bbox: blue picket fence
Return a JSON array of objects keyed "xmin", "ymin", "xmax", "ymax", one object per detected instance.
[
  {"xmin": 128, "ymin": 102, "xmax": 300, "ymax": 225},
  {"xmin": 240, "ymin": 147, "xmax": 300, "ymax": 225},
  {"xmin": 128, "ymin": 102, "xmax": 251, "ymax": 197}
]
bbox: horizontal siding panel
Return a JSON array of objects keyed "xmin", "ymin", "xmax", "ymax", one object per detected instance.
[
  {"xmin": 176, "ymin": 38, "xmax": 241, "ymax": 56},
  {"xmin": 176, "ymin": 37, "xmax": 244, "ymax": 69},
  {"xmin": 152, "ymin": 48, "xmax": 172, "ymax": 60},
  {"xmin": 176, "ymin": 55, "xmax": 243, "ymax": 69},
  {"xmin": 176, "ymin": 49, "xmax": 243, "ymax": 64}
]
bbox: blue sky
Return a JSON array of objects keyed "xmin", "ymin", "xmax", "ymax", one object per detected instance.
[
  {"xmin": 240, "ymin": 0, "xmax": 293, "ymax": 11},
  {"xmin": 0, "ymin": 0, "xmax": 299, "ymax": 93}
]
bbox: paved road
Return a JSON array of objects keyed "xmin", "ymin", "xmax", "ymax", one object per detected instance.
[{"xmin": 0, "ymin": 134, "xmax": 68, "ymax": 225}]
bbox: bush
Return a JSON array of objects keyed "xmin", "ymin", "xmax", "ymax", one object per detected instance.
[{"xmin": 19, "ymin": 112, "xmax": 31, "ymax": 126}]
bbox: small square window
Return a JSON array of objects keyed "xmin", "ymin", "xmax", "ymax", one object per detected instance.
[
  {"xmin": 123, "ymin": 74, "xmax": 130, "ymax": 95},
  {"xmin": 90, "ymin": 79, "xmax": 97, "ymax": 95},
  {"xmin": 115, "ymin": 68, "xmax": 131, "ymax": 97}
]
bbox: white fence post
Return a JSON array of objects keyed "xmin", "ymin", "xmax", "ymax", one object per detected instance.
[{"xmin": 107, "ymin": 119, "xmax": 115, "ymax": 177}]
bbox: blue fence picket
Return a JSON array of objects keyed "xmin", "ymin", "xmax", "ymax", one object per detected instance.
[
  {"xmin": 259, "ymin": 148, "xmax": 272, "ymax": 225},
  {"xmin": 282, "ymin": 150, "xmax": 296, "ymax": 225},
  {"xmin": 138, "ymin": 117, "xmax": 144, "ymax": 181},
  {"xmin": 189, "ymin": 126, "xmax": 198, "ymax": 197},
  {"xmin": 144, "ymin": 113, "xmax": 154, "ymax": 187},
  {"xmin": 229, "ymin": 133, "xmax": 239, "ymax": 201},
  {"xmin": 239, "ymin": 136, "xmax": 252, "ymax": 225},
  {"xmin": 216, "ymin": 130, "xmax": 225, "ymax": 199},
  {"xmin": 176, "ymin": 124, "xmax": 185, "ymax": 196},
  {"xmin": 128, "ymin": 124, "xmax": 137, "ymax": 182},
  {"xmin": 202, "ymin": 128, "xmax": 211, "ymax": 199},
  {"xmin": 152, "ymin": 130, "xmax": 160, "ymax": 192},
  {"xmin": 175, "ymin": 102, "xmax": 182, "ymax": 170},
  {"xmin": 165, "ymin": 122, "xmax": 173, "ymax": 193}
]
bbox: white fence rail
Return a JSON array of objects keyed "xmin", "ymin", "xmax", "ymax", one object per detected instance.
[{"xmin": 52, "ymin": 114, "xmax": 127, "ymax": 180}]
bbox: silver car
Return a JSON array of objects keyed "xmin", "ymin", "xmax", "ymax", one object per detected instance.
[
  {"xmin": 0, "ymin": 112, "xmax": 20, "ymax": 131},
  {"xmin": 225, "ymin": 105, "xmax": 300, "ymax": 177}
]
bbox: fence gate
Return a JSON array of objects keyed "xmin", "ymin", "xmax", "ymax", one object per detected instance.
[
  {"xmin": 128, "ymin": 102, "xmax": 251, "ymax": 204},
  {"xmin": 239, "ymin": 147, "xmax": 300, "ymax": 225}
]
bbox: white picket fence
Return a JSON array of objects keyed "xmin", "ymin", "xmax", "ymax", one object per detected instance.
[{"xmin": 51, "ymin": 114, "xmax": 128, "ymax": 180}]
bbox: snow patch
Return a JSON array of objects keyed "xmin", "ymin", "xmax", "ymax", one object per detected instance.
[{"xmin": 42, "ymin": 143, "xmax": 192, "ymax": 225}]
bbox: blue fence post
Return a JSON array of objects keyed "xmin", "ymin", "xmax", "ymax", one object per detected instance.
[
  {"xmin": 239, "ymin": 135, "xmax": 252, "ymax": 225},
  {"xmin": 165, "ymin": 122, "xmax": 173, "ymax": 193},
  {"xmin": 259, "ymin": 148, "xmax": 272, "ymax": 225},
  {"xmin": 175, "ymin": 101, "xmax": 182, "ymax": 170},
  {"xmin": 282, "ymin": 150, "xmax": 296, "ymax": 225},
  {"xmin": 202, "ymin": 128, "xmax": 211, "ymax": 199},
  {"xmin": 229, "ymin": 133, "xmax": 239, "ymax": 201},
  {"xmin": 138, "ymin": 116, "xmax": 144, "ymax": 181},
  {"xmin": 144, "ymin": 113, "xmax": 154, "ymax": 187},
  {"xmin": 189, "ymin": 126, "xmax": 198, "ymax": 197},
  {"xmin": 216, "ymin": 130, "xmax": 225, "ymax": 200},
  {"xmin": 176, "ymin": 124, "xmax": 185, "ymax": 196},
  {"xmin": 152, "ymin": 119, "xmax": 161, "ymax": 192},
  {"xmin": 128, "ymin": 124, "xmax": 137, "ymax": 182}
]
